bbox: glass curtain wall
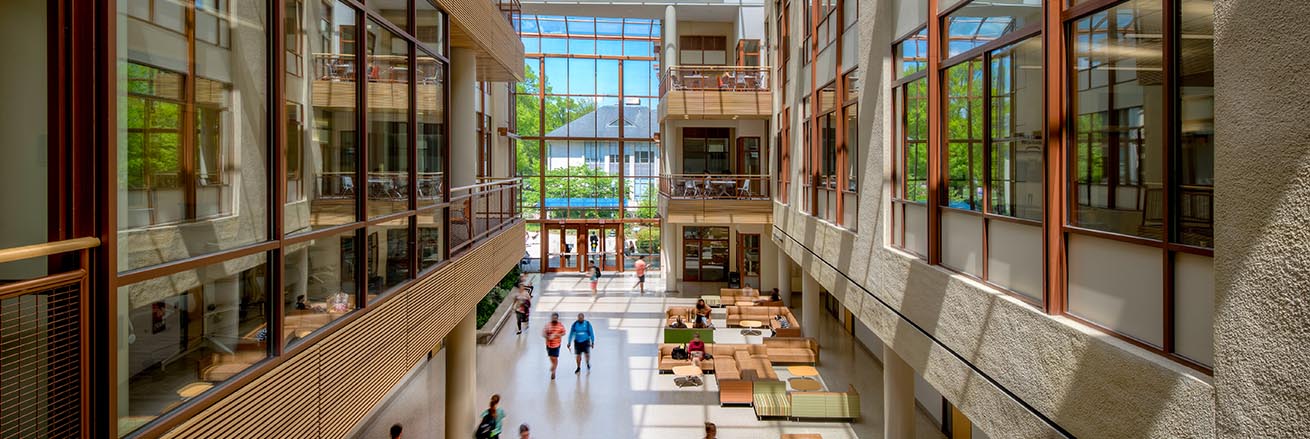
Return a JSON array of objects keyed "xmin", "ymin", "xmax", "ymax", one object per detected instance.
[
  {"xmin": 515, "ymin": 15, "xmax": 662, "ymax": 270},
  {"xmin": 113, "ymin": 0, "xmax": 450, "ymax": 435}
]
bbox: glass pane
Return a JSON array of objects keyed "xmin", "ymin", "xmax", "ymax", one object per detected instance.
[
  {"xmin": 118, "ymin": 0, "xmax": 268, "ymax": 271},
  {"xmin": 291, "ymin": 1, "xmax": 356, "ymax": 234},
  {"xmin": 988, "ymin": 37, "xmax": 1043, "ymax": 220},
  {"xmin": 905, "ymin": 79, "xmax": 929, "ymax": 202},
  {"xmin": 946, "ymin": 59, "xmax": 984, "ymax": 211},
  {"xmin": 284, "ymin": 231, "xmax": 357, "ymax": 346},
  {"xmin": 364, "ymin": 0, "xmax": 407, "ymax": 32},
  {"xmin": 1070, "ymin": 0, "xmax": 1163, "ymax": 239},
  {"xmin": 418, "ymin": 57, "xmax": 445, "ymax": 209},
  {"xmin": 368, "ymin": 217, "xmax": 411, "ymax": 299},
  {"xmin": 0, "ymin": 0, "xmax": 50, "ymax": 280},
  {"xmin": 1176, "ymin": 0, "xmax": 1214, "ymax": 247},
  {"xmin": 944, "ymin": 0, "xmax": 1041, "ymax": 57},
  {"xmin": 367, "ymin": 19, "xmax": 411, "ymax": 218},
  {"xmin": 116, "ymin": 254, "xmax": 270, "ymax": 437},
  {"xmin": 416, "ymin": 1, "xmax": 445, "ymax": 55},
  {"xmin": 895, "ymin": 28, "xmax": 928, "ymax": 78},
  {"xmin": 417, "ymin": 209, "xmax": 444, "ymax": 270}
]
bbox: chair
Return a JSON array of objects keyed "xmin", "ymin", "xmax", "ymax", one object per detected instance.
[
  {"xmin": 737, "ymin": 180, "xmax": 753, "ymax": 198},
  {"xmin": 340, "ymin": 176, "xmax": 355, "ymax": 197},
  {"xmin": 683, "ymin": 179, "xmax": 700, "ymax": 198}
]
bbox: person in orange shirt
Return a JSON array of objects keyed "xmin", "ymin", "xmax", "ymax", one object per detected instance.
[
  {"xmin": 634, "ymin": 255, "xmax": 648, "ymax": 295},
  {"xmin": 542, "ymin": 312, "xmax": 566, "ymax": 380}
]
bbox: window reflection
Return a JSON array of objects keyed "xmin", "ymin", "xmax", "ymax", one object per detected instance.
[
  {"xmin": 119, "ymin": 0, "xmax": 267, "ymax": 272},
  {"xmin": 988, "ymin": 37, "xmax": 1043, "ymax": 221},
  {"xmin": 367, "ymin": 20, "xmax": 412, "ymax": 218},
  {"xmin": 368, "ymin": 218, "xmax": 411, "ymax": 299},
  {"xmin": 946, "ymin": 59, "xmax": 985, "ymax": 211},
  {"xmin": 944, "ymin": 0, "xmax": 1042, "ymax": 57},
  {"xmin": 1176, "ymin": 0, "xmax": 1214, "ymax": 247},
  {"xmin": 117, "ymin": 254, "xmax": 270, "ymax": 436},
  {"xmin": 1070, "ymin": 0, "xmax": 1164, "ymax": 239},
  {"xmin": 283, "ymin": 231, "xmax": 358, "ymax": 346}
]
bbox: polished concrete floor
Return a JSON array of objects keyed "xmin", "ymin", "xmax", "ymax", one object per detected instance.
[{"xmin": 358, "ymin": 273, "xmax": 945, "ymax": 438}]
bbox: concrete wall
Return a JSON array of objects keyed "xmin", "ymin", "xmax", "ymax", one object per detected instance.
[
  {"xmin": 1213, "ymin": 1, "xmax": 1310, "ymax": 437},
  {"xmin": 769, "ymin": 0, "xmax": 1218, "ymax": 437}
]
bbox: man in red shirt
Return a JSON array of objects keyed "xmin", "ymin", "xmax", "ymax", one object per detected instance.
[
  {"xmin": 634, "ymin": 255, "xmax": 648, "ymax": 295},
  {"xmin": 542, "ymin": 312, "xmax": 566, "ymax": 379}
]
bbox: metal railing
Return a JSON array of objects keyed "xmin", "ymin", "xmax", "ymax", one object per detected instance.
[
  {"xmin": 448, "ymin": 178, "xmax": 521, "ymax": 255},
  {"xmin": 497, "ymin": 0, "xmax": 522, "ymax": 28},
  {"xmin": 660, "ymin": 66, "xmax": 771, "ymax": 94},
  {"xmin": 315, "ymin": 172, "xmax": 444, "ymax": 200},
  {"xmin": 658, "ymin": 174, "xmax": 771, "ymax": 200},
  {"xmin": 313, "ymin": 54, "xmax": 441, "ymax": 84},
  {"xmin": 0, "ymin": 237, "xmax": 99, "ymax": 439}
]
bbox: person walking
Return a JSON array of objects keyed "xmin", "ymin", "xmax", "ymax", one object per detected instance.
[
  {"xmin": 588, "ymin": 264, "xmax": 602, "ymax": 296},
  {"xmin": 543, "ymin": 313, "xmax": 566, "ymax": 379},
  {"xmin": 514, "ymin": 282, "xmax": 532, "ymax": 334},
  {"xmin": 389, "ymin": 424, "xmax": 403, "ymax": 439},
  {"xmin": 567, "ymin": 313, "xmax": 596, "ymax": 373},
  {"xmin": 634, "ymin": 255, "xmax": 648, "ymax": 295},
  {"xmin": 475, "ymin": 394, "xmax": 506, "ymax": 439},
  {"xmin": 518, "ymin": 424, "xmax": 531, "ymax": 439},
  {"xmin": 703, "ymin": 422, "xmax": 717, "ymax": 439}
]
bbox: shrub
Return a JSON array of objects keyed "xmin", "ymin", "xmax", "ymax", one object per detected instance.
[{"xmin": 476, "ymin": 265, "xmax": 523, "ymax": 329}]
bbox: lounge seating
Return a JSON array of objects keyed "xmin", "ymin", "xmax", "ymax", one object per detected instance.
[
  {"xmin": 658, "ymin": 343, "xmax": 752, "ymax": 372},
  {"xmin": 790, "ymin": 385, "xmax": 860, "ymax": 420},
  {"xmin": 762, "ymin": 337, "xmax": 820, "ymax": 364},
  {"xmin": 720, "ymin": 288, "xmax": 761, "ymax": 303},
  {"xmin": 753, "ymin": 380, "xmax": 791, "ymax": 419},
  {"xmin": 726, "ymin": 305, "xmax": 802, "ymax": 337},
  {"xmin": 718, "ymin": 379, "xmax": 754, "ymax": 406}
]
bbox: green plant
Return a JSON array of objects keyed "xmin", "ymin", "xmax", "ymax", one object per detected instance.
[{"xmin": 476, "ymin": 265, "xmax": 523, "ymax": 329}]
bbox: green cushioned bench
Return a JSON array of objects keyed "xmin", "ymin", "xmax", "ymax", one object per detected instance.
[
  {"xmin": 752, "ymin": 380, "xmax": 791, "ymax": 419},
  {"xmin": 663, "ymin": 328, "xmax": 715, "ymax": 344},
  {"xmin": 789, "ymin": 385, "xmax": 859, "ymax": 421}
]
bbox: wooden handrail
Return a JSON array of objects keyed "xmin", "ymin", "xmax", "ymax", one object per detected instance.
[
  {"xmin": 0, "ymin": 237, "xmax": 100, "ymax": 265},
  {"xmin": 450, "ymin": 178, "xmax": 522, "ymax": 193}
]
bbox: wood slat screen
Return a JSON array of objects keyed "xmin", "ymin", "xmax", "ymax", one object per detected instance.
[
  {"xmin": 162, "ymin": 223, "xmax": 526, "ymax": 438},
  {"xmin": 659, "ymin": 90, "xmax": 772, "ymax": 121}
]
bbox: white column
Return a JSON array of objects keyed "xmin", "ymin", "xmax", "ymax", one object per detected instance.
[
  {"xmin": 444, "ymin": 310, "xmax": 477, "ymax": 439},
  {"xmin": 450, "ymin": 48, "xmax": 478, "ymax": 188},
  {"xmin": 883, "ymin": 345, "xmax": 916, "ymax": 439},
  {"xmin": 776, "ymin": 247, "xmax": 793, "ymax": 307},
  {"xmin": 801, "ymin": 269, "xmax": 819, "ymax": 333},
  {"xmin": 663, "ymin": 6, "xmax": 678, "ymax": 67},
  {"xmin": 662, "ymin": 223, "xmax": 677, "ymax": 293}
]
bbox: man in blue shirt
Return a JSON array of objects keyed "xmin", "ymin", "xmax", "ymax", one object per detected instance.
[{"xmin": 567, "ymin": 313, "xmax": 596, "ymax": 374}]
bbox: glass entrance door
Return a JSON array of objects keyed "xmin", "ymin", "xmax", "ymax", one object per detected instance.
[
  {"xmin": 546, "ymin": 226, "xmax": 582, "ymax": 272},
  {"xmin": 583, "ymin": 226, "xmax": 621, "ymax": 272}
]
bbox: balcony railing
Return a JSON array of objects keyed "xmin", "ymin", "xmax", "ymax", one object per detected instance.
[
  {"xmin": 659, "ymin": 174, "xmax": 771, "ymax": 200},
  {"xmin": 448, "ymin": 178, "xmax": 521, "ymax": 255},
  {"xmin": 660, "ymin": 66, "xmax": 771, "ymax": 95},
  {"xmin": 497, "ymin": 0, "xmax": 522, "ymax": 27},
  {"xmin": 0, "ymin": 237, "xmax": 100, "ymax": 439},
  {"xmin": 312, "ymin": 54, "xmax": 442, "ymax": 84}
]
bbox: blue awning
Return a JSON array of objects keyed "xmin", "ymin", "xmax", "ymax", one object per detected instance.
[{"xmin": 543, "ymin": 197, "xmax": 621, "ymax": 208}]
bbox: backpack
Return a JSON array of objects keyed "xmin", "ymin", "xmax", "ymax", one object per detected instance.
[
  {"xmin": 475, "ymin": 410, "xmax": 495, "ymax": 439},
  {"xmin": 671, "ymin": 344, "xmax": 688, "ymax": 360}
]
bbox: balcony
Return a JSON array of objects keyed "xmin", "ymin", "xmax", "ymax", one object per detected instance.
[
  {"xmin": 658, "ymin": 66, "xmax": 772, "ymax": 121},
  {"xmin": 658, "ymin": 174, "xmax": 773, "ymax": 224}
]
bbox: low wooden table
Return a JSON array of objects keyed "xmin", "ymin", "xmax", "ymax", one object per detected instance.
[
  {"xmin": 672, "ymin": 365, "xmax": 704, "ymax": 387},
  {"xmin": 739, "ymin": 319, "xmax": 765, "ymax": 336},
  {"xmin": 789, "ymin": 377, "xmax": 823, "ymax": 391},
  {"xmin": 788, "ymin": 365, "xmax": 819, "ymax": 377}
]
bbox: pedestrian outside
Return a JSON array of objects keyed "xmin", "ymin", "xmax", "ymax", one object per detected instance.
[
  {"xmin": 634, "ymin": 256, "xmax": 648, "ymax": 294},
  {"xmin": 567, "ymin": 313, "xmax": 595, "ymax": 373},
  {"xmin": 475, "ymin": 394, "xmax": 506, "ymax": 439},
  {"xmin": 543, "ymin": 313, "xmax": 566, "ymax": 379}
]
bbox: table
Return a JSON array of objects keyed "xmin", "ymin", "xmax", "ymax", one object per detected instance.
[
  {"xmin": 672, "ymin": 365, "xmax": 704, "ymax": 388},
  {"xmin": 708, "ymin": 180, "xmax": 737, "ymax": 197},
  {"xmin": 739, "ymin": 319, "xmax": 764, "ymax": 337},
  {"xmin": 789, "ymin": 377, "xmax": 823, "ymax": 391},
  {"xmin": 788, "ymin": 365, "xmax": 819, "ymax": 377}
]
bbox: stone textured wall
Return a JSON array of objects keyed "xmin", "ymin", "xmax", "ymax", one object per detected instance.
[{"xmin": 1213, "ymin": 0, "xmax": 1310, "ymax": 437}]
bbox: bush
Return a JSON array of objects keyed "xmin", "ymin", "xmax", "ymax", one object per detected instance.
[{"xmin": 476, "ymin": 265, "xmax": 523, "ymax": 329}]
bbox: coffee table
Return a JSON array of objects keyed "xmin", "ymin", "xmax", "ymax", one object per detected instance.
[
  {"xmin": 739, "ymin": 319, "xmax": 764, "ymax": 336},
  {"xmin": 672, "ymin": 365, "xmax": 704, "ymax": 387}
]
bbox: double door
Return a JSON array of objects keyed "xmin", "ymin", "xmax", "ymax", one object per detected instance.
[{"xmin": 544, "ymin": 225, "xmax": 621, "ymax": 273}]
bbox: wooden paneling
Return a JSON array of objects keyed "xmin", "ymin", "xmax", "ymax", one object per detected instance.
[
  {"xmin": 662, "ymin": 199, "xmax": 773, "ymax": 224},
  {"xmin": 659, "ymin": 90, "xmax": 772, "ymax": 121},
  {"xmin": 161, "ymin": 223, "xmax": 526, "ymax": 439},
  {"xmin": 435, "ymin": 0, "xmax": 525, "ymax": 82},
  {"xmin": 310, "ymin": 81, "xmax": 445, "ymax": 116}
]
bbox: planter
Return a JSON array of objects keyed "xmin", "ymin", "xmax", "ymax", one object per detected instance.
[{"xmin": 476, "ymin": 291, "xmax": 519, "ymax": 344}]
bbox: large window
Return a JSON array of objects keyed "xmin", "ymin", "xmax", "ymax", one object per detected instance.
[
  {"xmin": 515, "ymin": 15, "xmax": 662, "ymax": 268},
  {"xmin": 800, "ymin": 0, "xmax": 860, "ymax": 228},
  {"xmin": 682, "ymin": 128, "xmax": 731, "ymax": 174},
  {"xmin": 114, "ymin": 0, "xmax": 458, "ymax": 435},
  {"xmin": 883, "ymin": 0, "xmax": 1214, "ymax": 370}
]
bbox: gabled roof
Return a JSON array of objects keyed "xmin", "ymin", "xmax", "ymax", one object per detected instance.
[{"xmin": 543, "ymin": 104, "xmax": 655, "ymax": 138}]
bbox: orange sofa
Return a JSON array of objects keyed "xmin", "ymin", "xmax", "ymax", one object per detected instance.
[
  {"xmin": 761, "ymin": 337, "xmax": 819, "ymax": 364},
  {"xmin": 726, "ymin": 305, "xmax": 801, "ymax": 337}
]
